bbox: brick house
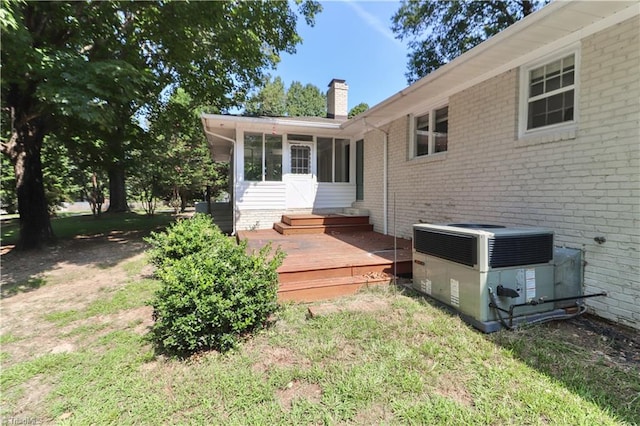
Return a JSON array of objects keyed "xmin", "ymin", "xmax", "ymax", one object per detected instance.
[{"xmin": 202, "ymin": 2, "xmax": 639, "ymax": 328}]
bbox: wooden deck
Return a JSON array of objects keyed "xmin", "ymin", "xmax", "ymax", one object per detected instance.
[{"xmin": 237, "ymin": 229, "xmax": 413, "ymax": 302}]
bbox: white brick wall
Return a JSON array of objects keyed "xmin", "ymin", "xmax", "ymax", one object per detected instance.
[
  {"xmin": 354, "ymin": 130, "xmax": 385, "ymax": 233},
  {"xmin": 361, "ymin": 17, "xmax": 640, "ymax": 328}
]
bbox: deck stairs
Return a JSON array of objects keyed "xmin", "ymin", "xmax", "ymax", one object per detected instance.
[
  {"xmin": 273, "ymin": 213, "xmax": 373, "ymax": 235},
  {"xmin": 260, "ymin": 213, "xmax": 411, "ymax": 301}
]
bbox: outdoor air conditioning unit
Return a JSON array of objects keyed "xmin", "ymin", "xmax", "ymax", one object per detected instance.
[{"xmin": 412, "ymin": 223, "xmax": 603, "ymax": 332}]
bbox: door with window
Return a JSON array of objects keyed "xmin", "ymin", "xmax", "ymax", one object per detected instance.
[{"xmin": 286, "ymin": 140, "xmax": 316, "ymax": 208}]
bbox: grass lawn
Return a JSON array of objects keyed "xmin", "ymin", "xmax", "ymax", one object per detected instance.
[
  {"xmin": 1, "ymin": 211, "xmax": 176, "ymax": 246},
  {"xmin": 1, "ymin": 217, "xmax": 638, "ymax": 424}
]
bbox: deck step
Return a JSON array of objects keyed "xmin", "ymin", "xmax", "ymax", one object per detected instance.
[
  {"xmin": 274, "ymin": 222, "xmax": 373, "ymax": 235},
  {"xmin": 282, "ymin": 214, "xmax": 370, "ymax": 226},
  {"xmin": 277, "ymin": 274, "xmax": 393, "ymax": 302},
  {"xmin": 278, "ymin": 261, "xmax": 410, "ymax": 284}
]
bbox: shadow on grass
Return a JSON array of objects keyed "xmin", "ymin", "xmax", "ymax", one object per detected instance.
[
  {"xmin": 398, "ymin": 284, "xmax": 640, "ymax": 425},
  {"xmin": 0, "ymin": 212, "xmax": 179, "ymax": 298},
  {"xmin": 0, "ymin": 277, "xmax": 47, "ymax": 298}
]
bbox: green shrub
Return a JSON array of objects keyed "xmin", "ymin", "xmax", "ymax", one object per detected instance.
[
  {"xmin": 145, "ymin": 213, "xmax": 224, "ymax": 267},
  {"xmin": 148, "ymin": 215, "xmax": 285, "ymax": 355}
]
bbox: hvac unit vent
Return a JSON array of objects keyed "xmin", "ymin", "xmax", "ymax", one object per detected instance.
[
  {"xmin": 412, "ymin": 223, "xmax": 603, "ymax": 333},
  {"xmin": 413, "ymin": 224, "xmax": 553, "ymax": 271}
]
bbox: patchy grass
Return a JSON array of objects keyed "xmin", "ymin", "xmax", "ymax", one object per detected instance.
[
  {"xmin": 3, "ymin": 281, "xmax": 639, "ymax": 424},
  {"xmin": 0, "ymin": 277, "xmax": 47, "ymax": 298},
  {"xmin": 1, "ymin": 211, "xmax": 175, "ymax": 246},
  {"xmin": 1, "ymin": 228, "xmax": 638, "ymax": 424}
]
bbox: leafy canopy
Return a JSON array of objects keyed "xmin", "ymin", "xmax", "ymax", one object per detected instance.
[
  {"xmin": 392, "ymin": 0, "xmax": 541, "ymax": 83},
  {"xmin": 244, "ymin": 77, "xmax": 326, "ymax": 117}
]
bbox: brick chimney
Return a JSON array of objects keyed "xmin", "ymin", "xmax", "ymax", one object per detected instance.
[{"xmin": 327, "ymin": 79, "xmax": 348, "ymax": 120}]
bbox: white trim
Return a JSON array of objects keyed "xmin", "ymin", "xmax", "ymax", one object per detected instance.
[
  {"xmin": 410, "ymin": 103, "xmax": 449, "ymax": 159},
  {"xmin": 518, "ymin": 44, "xmax": 581, "ymax": 140},
  {"xmin": 341, "ymin": 2, "xmax": 638, "ymax": 130}
]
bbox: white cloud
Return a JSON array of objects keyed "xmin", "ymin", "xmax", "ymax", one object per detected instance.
[{"xmin": 345, "ymin": 1, "xmax": 404, "ymax": 47}]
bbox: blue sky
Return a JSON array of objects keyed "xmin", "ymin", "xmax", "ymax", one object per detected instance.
[{"xmin": 274, "ymin": 1, "xmax": 410, "ymax": 111}]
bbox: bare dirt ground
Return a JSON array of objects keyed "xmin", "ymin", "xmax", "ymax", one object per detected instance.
[{"xmin": 0, "ymin": 231, "xmax": 152, "ymax": 363}]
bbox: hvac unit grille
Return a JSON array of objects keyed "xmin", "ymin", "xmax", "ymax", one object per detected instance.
[
  {"xmin": 488, "ymin": 234, "xmax": 553, "ymax": 268},
  {"xmin": 414, "ymin": 228, "xmax": 477, "ymax": 267}
]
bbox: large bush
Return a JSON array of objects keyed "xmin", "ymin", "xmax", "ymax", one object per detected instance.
[
  {"xmin": 145, "ymin": 213, "xmax": 225, "ymax": 267},
  {"xmin": 147, "ymin": 214, "xmax": 284, "ymax": 355}
]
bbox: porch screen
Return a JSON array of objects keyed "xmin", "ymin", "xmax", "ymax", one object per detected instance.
[
  {"xmin": 244, "ymin": 132, "xmax": 282, "ymax": 181},
  {"xmin": 265, "ymin": 135, "xmax": 282, "ymax": 181},
  {"xmin": 244, "ymin": 132, "xmax": 262, "ymax": 181}
]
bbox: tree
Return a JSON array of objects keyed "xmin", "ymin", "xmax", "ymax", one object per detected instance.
[
  {"xmin": 286, "ymin": 81, "xmax": 326, "ymax": 117},
  {"xmin": 131, "ymin": 88, "xmax": 228, "ymax": 215},
  {"xmin": 244, "ymin": 78, "xmax": 327, "ymax": 117},
  {"xmin": 391, "ymin": 0, "xmax": 541, "ymax": 83},
  {"xmin": 348, "ymin": 102, "xmax": 369, "ymax": 118},
  {"xmin": 244, "ymin": 76, "xmax": 287, "ymax": 117},
  {"xmin": 1, "ymin": 1, "xmax": 320, "ymax": 249}
]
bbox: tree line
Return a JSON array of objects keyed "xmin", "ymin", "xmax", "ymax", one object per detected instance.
[
  {"xmin": 1, "ymin": 0, "xmax": 321, "ymax": 249},
  {"xmin": 2, "ymin": 0, "xmax": 538, "ymax": 250}
]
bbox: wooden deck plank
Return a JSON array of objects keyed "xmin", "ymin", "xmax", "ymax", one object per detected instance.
[{"xmin": 238, "ymin": 229, "xmax": 413, "ymax": 301}]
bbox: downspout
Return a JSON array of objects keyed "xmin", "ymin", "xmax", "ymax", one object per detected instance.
[
  {"xmin": 383, "ymin": 132, "xmax": 388, "ymax": 235},
  {"xmin": 203, "ymin": 127, "xmax": 238, "ymax": 235}
]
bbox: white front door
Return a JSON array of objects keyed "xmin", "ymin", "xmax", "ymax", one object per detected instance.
[{"xmin": 286, "ymin": 142, "xmax": 316, "ymax": 209}]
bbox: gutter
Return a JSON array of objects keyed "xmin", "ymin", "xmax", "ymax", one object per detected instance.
[{"xmin": 201, "ymin": 113, "xmax": 344, "ymax": 130}]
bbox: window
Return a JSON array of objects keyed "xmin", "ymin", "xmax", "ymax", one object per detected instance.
[
  {"xmin": 520, "ymin": 48, "xmax": 578, "ymax": 136},
  {"xmin": 356, "ymin": 140, "xmax": 363, "ymax": 200},
  {"xmin": 244, "ymin": 132, "xmax": 282, "ymax": 181},
  {"xmin": 317, "ymin": 137, "xmax": 332, "ymax": 182},
  {"xmin": 413, "ymin": 105, "xmax": 448, "ymax": 157},
  {"xmin": 334, "ymin": 139, "xmax": 350, "ymax": 182},
  {"xmin": 244, "ymin": 132, "xmax": 263, "ymax": 181},
  {"xmin": 316, "ymin": 137, "xmax": 351, "ymax": 183},
  {"xmin": 290, "ymin": 145, "xmax": 311, "ymax": 174},
  {"xmin": 265, "ymin": 135, "xmax": 282, "ymax": 181}
]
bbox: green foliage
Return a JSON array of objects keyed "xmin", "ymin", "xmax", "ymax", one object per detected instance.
[
  {"xmin": 145, "ymin": 214, "xmax": 223, "ymax": 267},
  {"xmin": 1, "ymin": 155, "xmax": 16, "ymax": 214},
  {"xmin": 348, "ymin": 102, "xmax": 369, "ymax": 118},
  {"xmin": 244, "ymin": 77, "xmax": 327, "ymax": 117},
  {"xmin": 286, "ymin": 81, "xmax": 326, "ymax": 117},
  {"xmin": 1, "ymin": 0, "xmax": 320, "ymax": 247},
  {"xmin": 391, "ymin": 0, "xmax": 542, "ymax": 83},
  {"xmin": 129, "ymin": 88, "xmax": 229, "ymax": 214},
  {"xmin": 147, "ymin": 214, "xmax": 284, "ymax": 355},
  {"xmin": 41, "ymin": 139, "xmax": 81, "ymax": 214},
  {"xmin": 244, "ymin": 76, "xmax": 288, "ymax": 117}
]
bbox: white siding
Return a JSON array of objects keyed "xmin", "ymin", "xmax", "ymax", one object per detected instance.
[
  {"xmin": 235, "ymin": 182, "xmax": 286, "ymax": 210},
  {"xmin": 314, "ymin": 183, "xmax": 356, "ymax": 208}
]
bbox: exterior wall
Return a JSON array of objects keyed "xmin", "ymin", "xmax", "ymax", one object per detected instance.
[
  {"xmin": 354, "ymin": 129, "xmax": 386, "ymax": 233},
  {"xmin": 369, "ymin": 18, "xmax": 639, "ymax": 328}
]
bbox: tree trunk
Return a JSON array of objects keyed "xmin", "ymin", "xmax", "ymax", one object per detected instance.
[
  {"xmin": 106, "ymin": 165, "xmax": 129, "ymax": 212},
  {"xmin": 11, "ymin": 120, "xmax": 55, "ymax": 249}
]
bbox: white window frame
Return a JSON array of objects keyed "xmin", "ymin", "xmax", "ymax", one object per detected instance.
[
  {"xmin": 409, "ymin": 103, "xmax": 449, "ymax": 158},
  {"xmin": 242, "ymin": 131, "xmax": 283, "ymax": 182},
  {"xmin": 518, "ymin": 44, "xmax": 580, "ymax": 139}
]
